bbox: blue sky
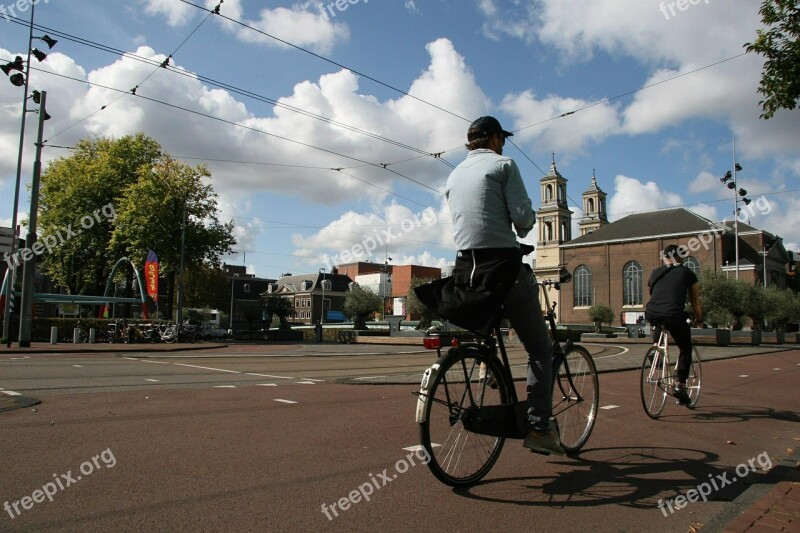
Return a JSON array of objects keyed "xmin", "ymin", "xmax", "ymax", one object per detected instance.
[{"xmin": 1, "ymin": 0, "xmax": 799, "ymax": 280}]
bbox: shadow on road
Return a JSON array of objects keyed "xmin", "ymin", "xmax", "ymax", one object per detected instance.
[{"xmin": 454, "ymin": 446, "xmax": 773, "ymax": 509}]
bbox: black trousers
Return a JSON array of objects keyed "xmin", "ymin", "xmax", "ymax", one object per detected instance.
[{"xmin": 647, "ymin": 313, "xmax": 692, "ymax": 382}]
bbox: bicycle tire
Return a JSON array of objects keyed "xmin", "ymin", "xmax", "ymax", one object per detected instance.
[
  {"xmin": 641, "ymin": 347, "xmax": 668, "ymax": 419},
  {"xmin": 687, "ymin": 347, "xmax": 702, "ymax": 408},
  {"xmin": 552, "ymin": 345, "xmax": 599, "ymax": 452},
  {"xmin": 419, "ymin": 345, "xmax": 512, "ymax": 487}
]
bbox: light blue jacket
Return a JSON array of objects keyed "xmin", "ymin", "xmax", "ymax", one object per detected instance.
[{"xmin": 445, "ymin": 149, "xmax": 535, "ymax": 250}]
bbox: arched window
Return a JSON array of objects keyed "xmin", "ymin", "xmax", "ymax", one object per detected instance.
[
  {"xmin": 587, "ymin": 198, "xmax": 595, "ymax": 213},
  {"xmin": 545, "ymin": 222, "xmax": 553, "ymax": 241},
  {"xmin": 623, "ymin": 261, "xmax": 643, "ymax": 306},
  {"xmin": 684, "ymin": 256, "xmax": 700, "ymax": 275},
  {"xmin": 574, "ymin": 265, "xmax": 592, "ymax": 307},
  {"xmin": 545, "ymin": 184, "xmax": 553, "ymax": 202}
]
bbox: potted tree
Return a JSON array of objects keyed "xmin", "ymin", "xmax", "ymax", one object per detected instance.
[{"xmin": 587, "ymin": 305, "xmax": 615, "ymax": 336}]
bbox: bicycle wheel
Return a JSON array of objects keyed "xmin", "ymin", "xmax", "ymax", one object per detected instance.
[
  {"xmin": 419, "ymin": 345, "xmax": 512, "ymax": 487},
  {"xmin": 686, "ymin": 347, "xmax": 702, "ymax": 408},
  {"xmin": 552, "ymin": 345, "xmax": 599, "ymax": 452},
  {"xmin": 640, "ymin": 347, "xmax": 668, "ymax": 419}
]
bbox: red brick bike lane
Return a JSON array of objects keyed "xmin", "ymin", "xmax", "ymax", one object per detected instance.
[{"xmin": 0, "ymin": 349, "xmax": 797, "ymax": 532}]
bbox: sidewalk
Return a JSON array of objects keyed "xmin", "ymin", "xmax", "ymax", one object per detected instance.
[{"xmin": 0, "ymin": 340, "xmax": 228, "ymax": 354}]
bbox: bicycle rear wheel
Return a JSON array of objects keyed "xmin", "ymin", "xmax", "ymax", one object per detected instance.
[
  {"xmin": 419, "ymin": 346, "xmax": 512, "ymax": 487},
  {"xmin": 552, "ymin": 345, "xmax": 599, "ymax": 452},
  {"xmin": 640, "ymin": 347, "xmax": 668, "ymax": 419},
  {"xmin": 687, "ymin": 347, "xmax": 702, "ymax": 407}
]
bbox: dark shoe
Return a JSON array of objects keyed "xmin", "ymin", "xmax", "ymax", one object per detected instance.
[
  {"xmin": 523, "ymin": 426, "xmax": 566, "ymax": 456},
  {"xmin": 673, "ymin": 382, "xmax": 691, "ymax": 405}
]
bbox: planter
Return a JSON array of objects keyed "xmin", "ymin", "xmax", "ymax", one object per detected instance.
[
  {"xmin": 729, "ymin": 330, "xmax": 761, "ymax": 346},
  {"xmin": 691, "ymin": 328, "xmax": 730, "ymax": 347},
  {"xmin": 760, "ymin": 331, "xmax": 785, "ymax": 345},
  {"xmin": 266, "ymin": 330, "xmax": 303, "ymax": 341}
]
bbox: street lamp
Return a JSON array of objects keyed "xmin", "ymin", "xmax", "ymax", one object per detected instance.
[
  {"xmin": 718, "ymin": 137, "xmax": 749, "ymax": 280},
  {"xmin": 2, "ymin": 2, "xmax": 56, "ymax": 345},
  {"xmin": 381, "ymin": 258, "xmax": 392, "ymax": 320}
]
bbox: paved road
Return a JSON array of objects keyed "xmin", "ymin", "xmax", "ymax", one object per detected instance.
[{"xmin": 0, "ymin": 343, "xmax": 797, "ymax": 532}]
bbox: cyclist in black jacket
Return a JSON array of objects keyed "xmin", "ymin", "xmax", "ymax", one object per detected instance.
[{"xmin": 645, "ymin": 244, "xmax": 703, "ymax": 404}]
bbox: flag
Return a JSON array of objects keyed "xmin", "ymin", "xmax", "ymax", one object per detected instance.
[
  {"xmin": 100, "ymin": 304, "xmax": 109, "ymax": 318},
  {"xmin": 145, "ymin": 249, "xmax": 159, "ymax": 303}
]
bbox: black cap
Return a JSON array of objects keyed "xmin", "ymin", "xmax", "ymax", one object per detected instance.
[{"xmin": 467, "ymin": 116, "xmax": 513, "ymax": 141}]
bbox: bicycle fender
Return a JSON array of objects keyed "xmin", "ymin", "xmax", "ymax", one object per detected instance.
[{"xmin": 415, "ymin": 363, "xmax": 440, "ymax": 423}]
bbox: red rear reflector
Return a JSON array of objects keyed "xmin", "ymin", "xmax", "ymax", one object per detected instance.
[
  {"xmin": 451, "ymin": 338, "xmax": 460, "ymax": 347},
  {"xmin": 423, "ymin": 337, "xmax": 441, "ymax": 350}
]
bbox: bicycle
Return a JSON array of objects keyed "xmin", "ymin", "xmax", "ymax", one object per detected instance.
[
  {"xmin": 415, "ymin": 263, "xmax": 600, "ymax": 487},
  {"xmin": 640, "ymin": 320, "xmax": 702, "ymax": 419}
]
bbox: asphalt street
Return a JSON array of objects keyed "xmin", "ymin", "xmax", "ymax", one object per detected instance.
[{"xmin": 0, "ymin": 341, "xmax": 797, "ymax": 532}]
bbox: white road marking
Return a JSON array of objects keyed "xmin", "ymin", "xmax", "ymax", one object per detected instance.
[
  {"xmin": 256, "ymin": 383, "xmax": 278, "ymax": 387},
  {"xmin": 144, "ymin": 379, "xmax": 159, "ymax": 382},
  {"xmin": 301, "ymin": 378, "xmax": 325, "ymax": 382},
  {"xmin": 739, "ymin": 374, "xmax": 749, "ymax": 378},
  {"xmin": 274, "ymin": 399, "xmax": 298, "ymax": 404},
  {"xmin": 404, "ymin": 444, "xmax": 440, "ymax": 452},
  {"xmin": 245, "ymin": 372, "xmax": 293, "ymax": 379},
  {"xmin": 353, "ymin": 376, "xmax": 386, "ymax": 380},
  {"xmin": 139, "ymin": 359, "xmax": 169, "ymax": 364},
  {"xmin": 600, "ymin": 405, "xmax": 620, "ymax": 410},
  {"xmin": 172, "ymin": 363, "xmax": 241, "ymax": 374},
  {"xmin": 214, "ymin": 385, "xmax": 236, "ymax": 388},
  {"xmin": 773, "ymin": 368, "xmax": 781, "ymax": 371},
  {"xmin": 294, "ymin": 381, "xmax": 316, "ymax": 385},
  {"xmin": 1, "ymin": 390, "xmax": 22, "ymax": 396},
  {"xmin": 73, "ymin": 365, "xmax": 83, "ymax": 368}
]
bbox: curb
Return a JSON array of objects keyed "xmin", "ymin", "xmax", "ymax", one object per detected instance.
[
  {"xmin": 701, "ymin": 451, "xmax": 800, "ymax": 532},
  {"xmin": 0, "ymin": 343, "xmax": 229, "ymax": 355},
  {"xmin": 0, "ymin": 394, "xmax": 41, "ymax": 413}
]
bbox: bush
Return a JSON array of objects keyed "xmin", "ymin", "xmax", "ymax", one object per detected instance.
[{"xmin": 587, "ymin": 305, "xmax": 614, "ymax": 332}]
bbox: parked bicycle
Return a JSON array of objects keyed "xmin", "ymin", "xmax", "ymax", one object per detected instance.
[
  {"xmin": 415, "ymin": 267, "xmax": 600, "ymax": 487},
  {"xmin": 640, "ymin": 319, "xmax": 702, "ymax": 418}
]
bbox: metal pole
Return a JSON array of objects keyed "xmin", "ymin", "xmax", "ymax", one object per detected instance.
[
  {"xmin": 176, "ymin": 198, "xmax": 186, "ymax": 341},
  {"xmin": 229, "ymin": 276, "xmax": 234, "ymax": 335},
  {"xmin": 762, "ymin": 247, "xmax": 768, "ymax": 288},
  {"xmin": 18, "ymin": 91, "xmax": 46, "ymax": 347},
  {"xmin": 3, "ymin": 4, "xmax": 35, "ymax": 344},
  {"xmin": 320, "ymin": 270, "xmax": 325, "ymax": 324},
  {"xmin": 733, "ymin": 136, "xmax": 740, "ymax": 281}
]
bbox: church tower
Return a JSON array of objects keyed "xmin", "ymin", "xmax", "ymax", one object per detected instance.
[
  {"xmin": 535, "ymin": 155, "xmax": 573, "ymax": 269},
  {"xmin": 578, "ymin": 170, "xmax": 608, "ymax": 236}
]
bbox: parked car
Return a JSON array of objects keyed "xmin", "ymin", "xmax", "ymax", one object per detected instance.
[{"xmin": 200, "ymin": 323, "xmax": 229, "ymax": 340}]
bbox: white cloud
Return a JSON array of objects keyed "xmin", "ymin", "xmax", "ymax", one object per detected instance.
[
  {"xmin": 607, "ymin": 174, "xmax": 682, "ymax": 220},
  {"xmin": 138, "ymin": 0, "xmax": 196, "ymax": 26},
  {"xmin": 501, "ymin": 91, "xmax": 620, "ymax": 157}
]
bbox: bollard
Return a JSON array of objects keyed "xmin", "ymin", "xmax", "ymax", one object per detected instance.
[
  {"xmin": 89, "ymin": 328, "xmax": 96, "ymax": 343},
  {"xmin": 73, "ymin": 328, "xmax": 81, "ymax": 344},
  {"xmin": 51, "ymin": 326, "xmax": 58, "ymax": 345}
]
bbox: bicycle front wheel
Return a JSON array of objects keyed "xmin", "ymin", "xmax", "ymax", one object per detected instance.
[
  {"xmin": 419, "ymin": 346, "xmax": 512, "ymax": 487},
  {"xmin": 641, "ymin": 347, "xmax": 668, "ymax": 419},
  {"xmin": 552, "ymin": 345, "xmax": 599, "ymax": 452},
  {"xmin": 687, "ymin": 347, "xmax": 702, "ymax": 408}
]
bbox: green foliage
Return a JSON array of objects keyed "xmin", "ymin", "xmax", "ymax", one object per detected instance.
[
  {"xmin": 264, "ymin": 296, "xmax": 293, "ymax": 330},
  {"xmin": 109, "ymin": 157, "xmax": 236, "ymax": 317},
  {"xmin": 343, "ymin": 286, "xmax": 382, "ymax": 330},
  {"xmin": 763, "ymin": 287, "xmax": 800, "ymax": 331},
  {"xmin": 406, "ymin": 277, "xmax": 436, "ymax": 330},
  {"xmin": 745, "ymin": 0, "xmax": 800, "ymax": 119},
  {"xmin": 587, "ymin": 305, "xmax": 614, "ymax": 331},
  {"xmin": 37, "ymin": 134, "xmax": 164, "ymax": 295},
  {"xmin": 184, "ymin": 264, "xmax": 231, "ymax": 311}
]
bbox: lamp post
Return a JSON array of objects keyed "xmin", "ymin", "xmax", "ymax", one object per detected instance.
[
  {"xmin": 2, "ymin": 3, "xmax": 56, "ymax": 345},
  {"xmin": 17, "ymin": 91, "xmax": 47, "ymax": 347},
  {"xmin": 719, "ymin": 137, "xmax": 749, "ymax": 281},
  {"xmin": 381, "ymin": 257, "xmax": 392, "ymax": 320}
]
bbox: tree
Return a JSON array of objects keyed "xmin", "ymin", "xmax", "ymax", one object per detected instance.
[
  {"xmin": 264, "ymin": 296, "xmax": 293, "ymax": 330},
  {"xmin": 763, "ymin": 287, "xmax": 800, "ymax": 331},
  {"xmin": 37, "ymin": 134, "xmax": 164, "ymax": 295},
  {"xmin": 183, "ymin": 264, "xmax": 231, "ymax": 311},
  {"xmin": 745, "ymin": 0, "xmax": 800, "ymax": 119},
  {"xmin": 343, "ymin": 286, "xmax": 382, "ymax": 330},
  {"xmin": 587, "ymin": 305, "xmax": 614, "ymax": 332},
  {"xmin": 406, "ymin": 277, "xmax": 436, "ymax": 330},
  {"xmin": 109, "ymin": 157, "xmax": 236, "ymax": 318}
]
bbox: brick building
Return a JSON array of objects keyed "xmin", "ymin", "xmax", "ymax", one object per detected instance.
[{"xmin": 531, "ymin": 165, "xmax": 791, "ymax": 327}]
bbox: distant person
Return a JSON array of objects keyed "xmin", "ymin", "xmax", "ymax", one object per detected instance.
[{"xmin": 645, "ymin": 244, "xmax": 703, "ymax": 404}]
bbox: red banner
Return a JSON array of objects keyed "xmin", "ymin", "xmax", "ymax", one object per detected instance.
[{"xmin": 145, "ymin": 249, "xmax": 159, "ymax": 303}]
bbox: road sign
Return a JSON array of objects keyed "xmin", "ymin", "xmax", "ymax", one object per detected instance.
[{"xmin": 0, "ymin": 227, "xmax": 14, "ymax": 256}]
